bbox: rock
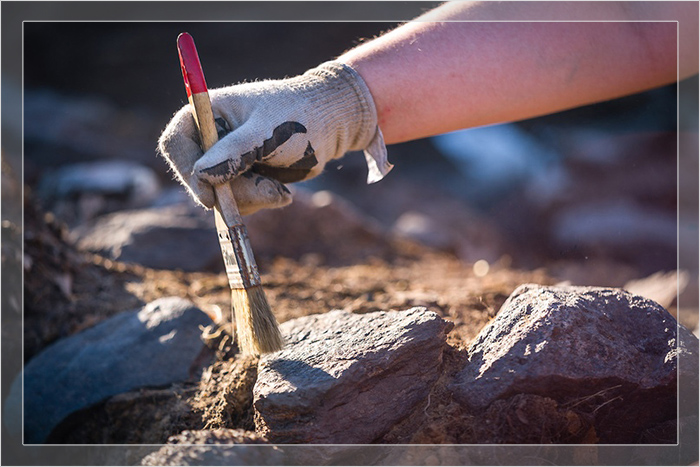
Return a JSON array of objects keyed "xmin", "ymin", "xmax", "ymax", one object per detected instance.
[
  {"xmin": 8, "ymin": 297, "xmax": 214, "ymax": 443},
  {"xmin": 69, "ymin": 186, "xmax": 396, "ymax": 271},
  {"xmin": 139, "ymin": 430, "xmax": 386, "ymax": 466},
  {"xmin": 550, "ymin": 200, "xmax": 677, "ymax": 260},
  {"xmin": 244, "ymin": 187, "xmax": 395, "ymax": 266},
  {"xmin": 36, "ymin": 160, "xmax": 161, "ymax": 227},
  {"xmin": 69, "ymin": 203, "xmax": 222, "ymax": 272},
  {"xmin": 253, "ymin": 308, "xmax": 452, "ymax": 444},
  {"xmin": 38, "ymin": 160, "xmax": 160, "ymax": 206},
  {"xmin": 451, "ymin": 284, "xmax": 698, "ymax": 443},
  {"xmin": 139, "ymin": 429, "xmax": 281, "ymax": 466}
]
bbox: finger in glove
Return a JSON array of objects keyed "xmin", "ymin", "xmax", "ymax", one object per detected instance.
[
  {"xmin": 193, "ymin": 120, "xmax": 320, "ymax": 187},
  {"xmin": 231, "ymin": 171, "xmax": 293, "ymax": 216}
]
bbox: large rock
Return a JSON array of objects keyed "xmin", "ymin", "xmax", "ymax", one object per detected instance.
[
  {"xmin": 6, "ymin": 297, "xmax": 213, "ymax": 443},
  {"xmin": 244, "ymin": 187, "xmax": 394, "ymax": 266},
  {"xmin": 451, "ymin": 284, "xmax": 698, "ymax": 443},
  {"xmin": 69, "ymin": 186, "xmax": 395, "ymax": 272},
  {"xmin": 254, "ymin": 308, "xmax": 452, "ymax": 444},
  {"xmin": 69, "ymin": 203, "xmax": 222, "ymax": 272},
  {"xmin": 38, "ymin": 160, "xmax": 160, "ymax": 208}
]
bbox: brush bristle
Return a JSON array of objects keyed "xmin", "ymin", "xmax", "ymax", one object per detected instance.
[{"xmin": 231, "ymin": 286, "xmax": 284, "ymax": 355}]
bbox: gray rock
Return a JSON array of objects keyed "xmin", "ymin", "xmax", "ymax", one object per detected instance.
[
  {"xmin": 36, "ymin": 160, "xmax": 163, "ymax": 228},
  {"xmin": 551, "ymin": 200, "xmax": 677, "ymax": 255},
  {"xmin": 244, "ymin": 187, "xmax": 395, "ymax": 266},
  {"xmin": 69, "ymin": 203, "xmax": 222, "ymax": 272},
  {"xmin": 139, "ymin": 429, "xmax": 282, "ymax": 466},
  {"xmin": 68, "ymin": 186, "xmax": 394, "ymax": 271},
  {"xmin": 451, "ymin": 284, "xmax": 698, "ymax": 442},
  {"xmin": 8, "ymin": 297, "xmax": 213, "ymax": 444},
  {"xmin": 38, "ymin": 160, "xmax": 160, "ymax": 205},
  {"xmin": 253, "ymin": 308, "xmax": 452, "ymax": 444}
]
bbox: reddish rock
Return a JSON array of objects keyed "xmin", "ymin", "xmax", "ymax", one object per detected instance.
[
  {"xmin": 253, "ymin": 308, "xmax": 452, "ymax": 444},
  {"xmin": 451, "ymin": 284, "xmax": 698, "ymax": 443}
]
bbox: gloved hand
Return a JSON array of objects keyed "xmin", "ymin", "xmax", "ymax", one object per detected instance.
[{"xmin": 158, "ymin": 61, "xmax": 392, "ymax": 215}]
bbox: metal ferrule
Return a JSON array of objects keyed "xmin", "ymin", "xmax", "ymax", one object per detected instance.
[{"xmin": 217, "ymin": 223, "xmax": 261, "ymax": 289}]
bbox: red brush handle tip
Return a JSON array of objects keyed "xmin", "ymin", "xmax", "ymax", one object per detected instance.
[{"xmin": 177, "ymin": 32, "xmax": 208, "ymax": 97}]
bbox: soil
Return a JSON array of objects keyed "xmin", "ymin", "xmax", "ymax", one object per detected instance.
[
  {"xmin": 18, "ymin": 183, "xmax": 567, "ymax": 445},
  {"xmin": 22, "ymin": 181, "xmax": 682, "ymax": 448},
  {"xmin": 22, "ymin": 170, "xmax": 559, "ymax": 362}
]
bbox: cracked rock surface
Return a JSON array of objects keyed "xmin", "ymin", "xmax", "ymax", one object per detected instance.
[
  {"xmin": 451, "ymin": 284, "xmax": 698, "ymax": 443},
  {"xmin": 253, "ymin": 308, "xmax": 453, "ymax": 444},
  {"xmin": 7, "ymin": 297, "xmax": 213, "ymax": 443}
]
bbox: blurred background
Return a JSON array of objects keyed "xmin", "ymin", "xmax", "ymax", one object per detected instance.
[
  {"xmin": 2, "ymin": 17, "xmax": 696, "ymax": 335},
  {"xmin": 17, "ymin": 23, "xmax": 694, "ymax": 263}
]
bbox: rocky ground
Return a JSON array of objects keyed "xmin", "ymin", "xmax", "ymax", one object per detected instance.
[
  {"xmin": 6, "ymin": 181, "xmax": 698, "ymax": 465},
  {"xmin": 3, "ymin": 20, "xmax": 699, "ymax": 466}
]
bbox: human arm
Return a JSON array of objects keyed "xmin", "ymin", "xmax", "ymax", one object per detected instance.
[
  {"xmin": 158, "ymin": 1, "xmax": 697, "ymax": 213},
  {"xmin": 340, "ymin": 1, "xmax": 697, "ymax": 144}
]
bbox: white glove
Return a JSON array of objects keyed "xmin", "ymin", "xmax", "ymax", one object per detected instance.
[{"xmin": 158, "ymin": 61, "xmax": 392, "ymax": 215}]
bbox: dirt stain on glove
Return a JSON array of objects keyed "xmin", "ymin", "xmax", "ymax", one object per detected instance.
[
  {"xmin": 254, "ymin": 142, "xmax": 318, "ymax": 184},
  {"xmin": 199, "ymin": 121, "xmax": 312, "ymax": 181}
]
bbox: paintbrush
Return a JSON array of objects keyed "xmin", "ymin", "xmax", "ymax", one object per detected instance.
[{"xmin": 176, "ymin": 32, "xmax": 283, "ymax": 354}]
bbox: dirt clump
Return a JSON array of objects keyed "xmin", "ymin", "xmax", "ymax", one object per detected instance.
[{"xmin": 191, "ymin": 354, "xmax": 260, "ymax": 431}]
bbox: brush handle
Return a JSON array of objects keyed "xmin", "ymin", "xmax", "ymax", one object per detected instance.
[
  {"xmin": 177, "ymin": 32, "xmax": 242, "ymax": 222},
  {"xmin": 186, "ymin": 85, "xmax": 243, "ymax": 224},
  {"xmin": 177, "ymin": 32, "xmax": 261, "ymax": 289}
]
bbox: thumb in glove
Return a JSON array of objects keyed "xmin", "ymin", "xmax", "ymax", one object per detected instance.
[{"xmin": 158, "ymin": 104, "xmax": 293, "ymax": 215}]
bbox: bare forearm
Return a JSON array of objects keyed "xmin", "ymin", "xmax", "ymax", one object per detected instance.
[{"xmin": 339, "ymin": 1, "xmax": 696, "ymax": 144}]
